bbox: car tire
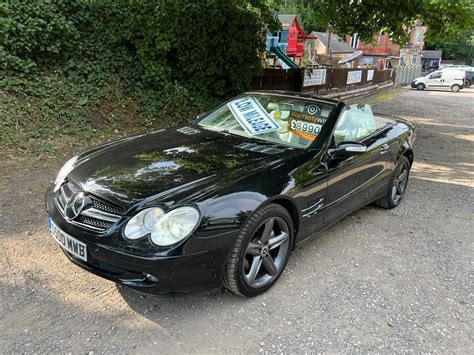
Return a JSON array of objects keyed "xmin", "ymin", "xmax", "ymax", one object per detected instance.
[
  {"xmin": 451, "ymin": 84, "xmax": 461, "ymax": 92},
  {"xmin": 224, "ymin": 203, "xmax": 293, "ymax": 297},
  {"xmin": 464, "ymin": 79, "xmax": 471, "ymax": 88},
  {"xmin": 416, "ymin": 83, "xmax": 425, "ymax": 90},
  {"xmin": 374, "ymin": 156, "xmax": 410, "ymax": 209}
]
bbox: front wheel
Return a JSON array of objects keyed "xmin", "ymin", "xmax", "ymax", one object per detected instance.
[
  {"xmin": 416, "ymin": 83, "xmax": 425, "ymax": 90},
  {"xmin": 451, "ymin": 84, "xmax": 461, "ymax": 92},
  {"xmin": 464, "ymin": 79, "xmax": 471, "ymax": 88},
  {"xmin": 225, "ymin": 204, "xmax": 293, "ymax": 297},
  {"xmin": 374, "ymin": 156, "xmax": 410, "ymax": 209}
]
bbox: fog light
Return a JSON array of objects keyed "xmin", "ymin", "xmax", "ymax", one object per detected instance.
[{"xmin": 144, "ymin": 273, "xmax": 158, "ymax": 283}]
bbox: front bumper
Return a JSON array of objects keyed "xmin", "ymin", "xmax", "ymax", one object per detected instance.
[
  {"xmin": 45, "ymin": 186, "xmax": 239, "ymax": 295},
  {"xmin": 410, "ymin": 81, "xmax": 417, "ymax": 88}
]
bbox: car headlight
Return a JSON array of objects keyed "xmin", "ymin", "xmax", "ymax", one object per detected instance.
[
  {"xmin": 124, "ymin": 206, "xmax": 200, "ymax": 246},
  {"xmin": 54, "ymin": 156, "xmax": 78, "ymax": 192}
]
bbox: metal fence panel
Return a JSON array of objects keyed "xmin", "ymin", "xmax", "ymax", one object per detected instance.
[{"xmin": 394, "ymin": 65, "xmax": 422, "ymax": 86}]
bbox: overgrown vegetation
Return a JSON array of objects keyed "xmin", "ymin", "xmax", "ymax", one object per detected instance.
[{"xmin": 0, "ymin": 1, "xmax": 273, "ymax": 158}]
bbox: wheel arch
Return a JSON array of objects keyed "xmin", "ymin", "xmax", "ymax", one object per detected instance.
[
  {"xmin": 262, "ymin": 196, "xmax": 301, "ymax": 249},
  {"xmin": 403, "ymin": 148, "xmax": 414, "ymax": 167}
]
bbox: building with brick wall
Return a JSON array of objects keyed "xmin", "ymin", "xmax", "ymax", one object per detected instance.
[{"xmin": 346, "ymin": 20, "xmax": 427, "ymax": 69}]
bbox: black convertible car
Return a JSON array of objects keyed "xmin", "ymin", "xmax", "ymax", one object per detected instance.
[{"xmin": 45, "ymin": 91, "xmax": 415, "ymax": 297}]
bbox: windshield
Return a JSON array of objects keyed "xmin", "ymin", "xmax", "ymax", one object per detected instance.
[{"xmin": 198, "ymin": 94, "xmax": 335, "ymax": 148}]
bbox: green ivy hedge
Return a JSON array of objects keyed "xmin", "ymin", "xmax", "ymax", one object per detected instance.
[{"xmin": 1, "ymin": 0, "xmax": 273, "ymax": 153}]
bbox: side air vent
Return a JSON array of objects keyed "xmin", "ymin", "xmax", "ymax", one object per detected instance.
[
  {"xmin": 177, "ymin": 126, "xmax": 201, "ymax": 135},
  {"xmin": 236, "ymin": 142, "xmax": 284, "ymax": 154}
]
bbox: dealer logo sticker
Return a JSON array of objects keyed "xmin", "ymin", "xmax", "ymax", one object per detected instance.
[{"xmin": 305, "ymin": 104, "xmax": 321, "ymax": 115}]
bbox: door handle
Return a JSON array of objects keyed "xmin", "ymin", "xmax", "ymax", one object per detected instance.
[
  {"xmin": 380, "ymin": 144, "xmax": 389, "ymax": 154},
  {"xmin": 310, "ymin": 164, "xmax": 327, "ymax": 175}
]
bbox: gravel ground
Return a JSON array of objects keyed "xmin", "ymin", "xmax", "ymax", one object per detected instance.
[{"xmin": 1, "ymin": 87, "xmax": 473, "ymax": 353}]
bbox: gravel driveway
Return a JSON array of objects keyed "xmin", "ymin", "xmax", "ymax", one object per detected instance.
[{"xmin": 1, "ymin": 87, "xmax": 473, "ymax": 353}]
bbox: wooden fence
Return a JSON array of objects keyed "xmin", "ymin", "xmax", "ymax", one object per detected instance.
[
  {"xmin": 302, "ymin": 67, "xmax": 393, "ymax": 93},
  {"xmin": 251, "ymin": 68, "xmax": 303, "ymax": 92},
  {"xmin": 251, "ymin": 67, "xmax": 394, "ymax": 93}
]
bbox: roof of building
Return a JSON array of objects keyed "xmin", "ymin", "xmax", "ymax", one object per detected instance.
[
  {"xmin": 311, "ymin": 31, "xmax": 354, "ymax": 53},
  {"xmin": 277, "ymin": 14, "xmax": 296, "ymax": 30},
  {"xmin": 421, "ymin": 50, "xmax": 442, "ymax": 59}
]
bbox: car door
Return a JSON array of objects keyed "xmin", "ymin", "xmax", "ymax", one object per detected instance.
[
  {"xmin": 292, "ymin": 151, "xmax": 328, "ymax": 241},
  {"xmin": 322, "ymin": 105, "xmax": 392, "ymax": 225},
  {"xmin": 426, "ymin": 71, "xmax": 442, "ymax": 88}
]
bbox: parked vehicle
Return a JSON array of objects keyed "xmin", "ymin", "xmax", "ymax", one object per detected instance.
[
  {"xmin": 450, "ymin": 67, "xmax": 474, "ymax": 88},
  {"xmin": 45, "ymin": 91, "xmax": 415, "ymax": 297},
  {"xmin": 462, "ymin": 71, "xmax": 473, "ymax": 87},
  {"xmin": 441, "ymin": 66, "xmax": 473, "ymax": 88},
  {"xmin": 411, "ymin": 69, "xmax": 466, "ymax": 92}
]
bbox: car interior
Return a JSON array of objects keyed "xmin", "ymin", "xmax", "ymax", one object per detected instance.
[{"xmin": 333, "ymin": 104, "xmax": 379, "ymax": 145}]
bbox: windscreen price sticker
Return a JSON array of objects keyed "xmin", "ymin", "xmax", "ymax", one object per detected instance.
[
  {"xmin": 228, "ymin": 97, "xmax": 280, "ymax": 135},
  {"xmin": 290, "ymin": 109, "xmax": 327, "ymax": 125},
  {"xmin": 288, "ymin": 118, "xmax": 321, "ymax": 140}
]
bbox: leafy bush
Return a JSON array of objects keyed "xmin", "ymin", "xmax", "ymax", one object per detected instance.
[{"xmin": 0, "ymin": 0, "xmax": 272, "ymax": 155}]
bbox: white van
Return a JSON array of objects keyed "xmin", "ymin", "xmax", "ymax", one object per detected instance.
[{"xmin": 411, "ymin": 69, "xmax": 466, "ymax": 92}]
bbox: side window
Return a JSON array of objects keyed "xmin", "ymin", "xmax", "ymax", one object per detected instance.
[
  {"xmin": 429, "ymin": 72, "xmax": 442, "ymax": 79},
  {"xmin": 333, "ymin": 104, "xmax": 378, "ymax": 145}
]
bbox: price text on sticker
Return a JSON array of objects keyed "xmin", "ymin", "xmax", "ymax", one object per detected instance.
[
  {"xmin": 288, "ymin": 118, "xmax": 322, "ymax": 140},
  {"xmin": 227, "ymin": 97, "xmax": 280, "ymax": 135}
]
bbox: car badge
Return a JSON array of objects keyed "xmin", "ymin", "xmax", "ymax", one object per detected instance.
[{"xmin": 64, "ymin": 192, "xmax": 91, "ymax": 220}]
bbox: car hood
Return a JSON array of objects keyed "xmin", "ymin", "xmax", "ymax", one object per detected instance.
[{"xmin": 68, "ymin": 126, "xmax": 294, "ymax": 207}]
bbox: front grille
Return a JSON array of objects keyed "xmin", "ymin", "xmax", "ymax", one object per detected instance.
[
  {"xmin": 77, "ymin": 215, "xmax": 114, "ymax": 230},
  {"xmin": 55, "ymin": 181, "xmax": 124, "ymax": 232},
  {"xmin": 67, "ymin": 181, "xmax": 81, "ymax": 194},
  {"xmin": 92, "ymin": 199, "xmax": 123, "ymax": 216}
]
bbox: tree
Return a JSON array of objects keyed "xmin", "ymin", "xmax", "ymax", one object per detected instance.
[
  {"xmin": 267, "ymin": 0, "xmax": 325, "ymax": 32},
  {"xmin": 425, "ymin": 30, "xmax": 474, "ymax": 64},
  {"xmin": 267, "ymin": 0, "xmax": 473, "ymax": 45}
]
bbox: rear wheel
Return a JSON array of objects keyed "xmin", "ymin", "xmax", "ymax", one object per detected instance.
[
  {"xmin": 451, "ymin": 84, "xmax": 461, "ymax": 92},
  {"xmin": 416, "ymin": 83, "xmax": 425, "ymax": 90},
  {"xmin": 374, "ymin": 156, "xmax": 410, "ymax": 209},
  {"xmin": 225, "ymin": 204, "xmax": 293, "ymax": 297}
]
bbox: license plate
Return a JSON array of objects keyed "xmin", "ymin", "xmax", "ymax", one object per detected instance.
[{"xmin": 49, "ymin": 218, "xmax": 88, "ymax": 262}]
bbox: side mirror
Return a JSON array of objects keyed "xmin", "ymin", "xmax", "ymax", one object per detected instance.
[{"xmin": 328, "ymin": 142, "xmax": 367, "ymax": 158}]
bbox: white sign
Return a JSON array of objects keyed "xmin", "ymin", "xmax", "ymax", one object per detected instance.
[
  {"xmin": 367, "ymin": 69, "xmax": 374, "ymax": 81},
  {"xmin": 227, "ymin": 97, "xmax": 280, "ymax": 135},
  {"xmin": 347, "ymin": 70, "xmax": 362, "ymax": 84},
  {"xmin": 303, "ymin": 69, "xmax": 327, "ymax": 87}
]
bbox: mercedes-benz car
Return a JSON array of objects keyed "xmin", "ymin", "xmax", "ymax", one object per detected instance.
[{"xmin": 45, "ymin": 91, "xmax": 415, "ymax": 297}]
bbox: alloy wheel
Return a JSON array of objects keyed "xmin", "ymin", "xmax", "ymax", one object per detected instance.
[
  {"xmin": 391, "ymin": 163, "xmax": 409, "ymax": 205},
  {"xmin": 243, "ymin": 216, "xmax": 290, "ymax": 288}
]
